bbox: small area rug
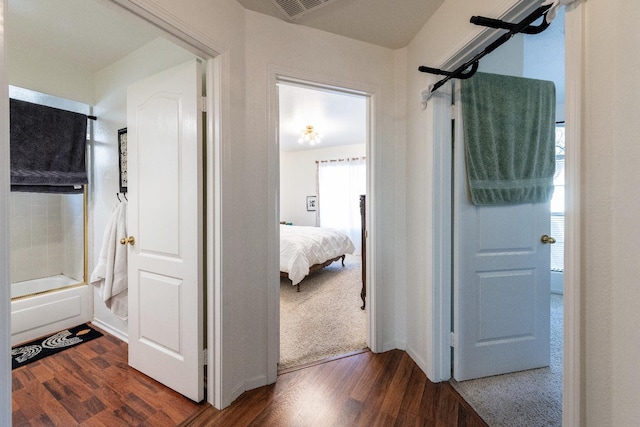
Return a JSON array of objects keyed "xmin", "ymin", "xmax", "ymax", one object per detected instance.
[
  {"xmin": 279, "ymin": 254, "xmax": 367, "ymax": 370},
  {"xmin": 11, "ymin": 324, "xmax": 103, "ymax": 370}
]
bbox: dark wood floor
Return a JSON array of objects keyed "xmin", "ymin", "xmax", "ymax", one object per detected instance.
[
  {"xmin": 12, "ymin": 329, "xmax": 199, "ymax": 426},
  {"xmin": 12, "ymin": 328, "xmax": 487, "ymax": 426}
]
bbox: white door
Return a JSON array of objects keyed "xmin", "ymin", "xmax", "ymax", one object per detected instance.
[
  {"xmin": 126, "ymin": 59, "xmax": 204, "ymax": 401},
  {"xmin": 452, "ymin": 91, "xmax": 551, "ymax": 381}
]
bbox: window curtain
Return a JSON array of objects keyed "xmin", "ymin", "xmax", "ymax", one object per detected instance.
[{"xmin": 317, "ymin": 157, "xmax": 366, "ymax": 254}]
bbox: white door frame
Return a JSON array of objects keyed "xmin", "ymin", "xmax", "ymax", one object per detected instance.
[
  {"xmin": 0, "ymin": 1, "xmax": 11, "ymax": 424},
  {"xmin": 0, "ymin": 0, "xmax": 228, "ymax": 418},
  {"xmin": 91, "ymin": 0, "xmax": 229, "ymax": 409},
  {"xmin": 266, "ymin": 67, "xmax": 379, "ymax": 381},
  {"xmin": 430, "ymin": 1, "xmax": 583, "ymax": 426}
]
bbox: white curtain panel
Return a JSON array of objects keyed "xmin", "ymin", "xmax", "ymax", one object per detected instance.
[{"xmin": 317, "ymin": 158, "xmax": 366, "ymax": 254}]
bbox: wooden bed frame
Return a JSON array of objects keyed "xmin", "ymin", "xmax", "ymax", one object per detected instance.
[{"xmin": 280, "ymin": 254, "xmax": 346, "ymax": 292}]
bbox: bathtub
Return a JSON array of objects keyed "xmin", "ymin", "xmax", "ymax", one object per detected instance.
[
  {"xmin": 11, "ymin": 276, "xmax": 92, "ymax": 346},
  {"xmin": 12, "ymin": 274, "xmax": 81, "ymax": 299}
]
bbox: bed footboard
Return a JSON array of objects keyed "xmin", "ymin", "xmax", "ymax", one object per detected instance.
[{"xmin": 281, "ymin": 254, "xmax": 346, "ymax": 292}]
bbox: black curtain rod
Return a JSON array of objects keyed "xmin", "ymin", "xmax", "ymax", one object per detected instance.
[
  {"xmin": 9, "ymin": 97, "xmax": 98, "ymax": 121},
  {"xmin": 418, "ymin": 4, "xmax": 553, "ymax": 96}
]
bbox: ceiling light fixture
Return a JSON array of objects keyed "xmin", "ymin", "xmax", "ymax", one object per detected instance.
[{"xmin": 298, "ymin": 125, "xmax": 322, "ymax": 145}]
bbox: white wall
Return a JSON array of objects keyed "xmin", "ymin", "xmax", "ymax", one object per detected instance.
[
  {"xmin": 245, "ymin": 10, "xmax": 405, "ymax": 386},
  {"xmin": 280, "ymin": 144, "xmax": 365, "ymax": 226},
  {"xmin": 0, "ymin": 0, "xmax": 11, "ymax": 420},
  {"xmin": 583, "ymin": 2, "xmax": 640, "ymax": 425},
  {"xmin": 8, "ymin": 43, "xmax": 94, "ymax": 105}
]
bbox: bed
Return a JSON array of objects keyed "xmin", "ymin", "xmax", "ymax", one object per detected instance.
[{"xmin": 280, "ymin": 224, "xmax": 356, "ymax": 291}]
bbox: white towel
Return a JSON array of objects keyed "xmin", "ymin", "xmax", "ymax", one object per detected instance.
[{"xmin": 90, "ymin": 201, "xmax": 128, "ymax": 320}]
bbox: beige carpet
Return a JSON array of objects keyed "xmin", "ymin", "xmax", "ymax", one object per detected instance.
[
  {"xmin": 279, "ymin": 254, "xmax": 367, "ymax": 370},
  {"xmin": 451, "ymin": 293, "xmax": 563, "ymax": 427}
]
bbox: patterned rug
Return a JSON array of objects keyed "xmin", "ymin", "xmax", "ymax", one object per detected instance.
[{"xmin": 11, "ymin": 324, "xmax": 103, "ymax": 370}]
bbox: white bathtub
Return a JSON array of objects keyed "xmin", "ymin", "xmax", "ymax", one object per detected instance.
[
  {"xmin": 11, "ymin": 277, "xmax": 92, "ymax": 346},
  {"xmin": 12, "ymin": 274, "xmax": 81, "ymax": 299}
]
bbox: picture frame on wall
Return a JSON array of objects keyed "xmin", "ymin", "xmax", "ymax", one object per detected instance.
[
  {"xmin": 118, "ymin": 128, "xmax": 128, "ymax": 193},
  {"xmin": 306, "ymin": 196, "xmax": 317, "ymax": 211}
]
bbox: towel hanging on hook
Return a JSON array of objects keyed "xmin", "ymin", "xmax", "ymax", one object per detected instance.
[{"xmin": 418, "ymin": 3, "xmax": 556, "ymax": 102}]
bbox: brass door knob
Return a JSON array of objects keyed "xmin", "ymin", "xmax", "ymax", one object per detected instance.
[
  {"xmin": 120, "ymin": 236, "xmax": 135, "ymax": 246},
  {"xmin": 540, "ymin": 234, "xmax": 556, "ymax": 244}
]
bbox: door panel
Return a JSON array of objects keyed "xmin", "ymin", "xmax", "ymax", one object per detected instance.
[
  {"xmin": 453, "ymin": 90, "xmax": 551, "ymax": 381},
  {"xmin": 127, "ymin": 59, "xmax": 204, "ymax": 402}
]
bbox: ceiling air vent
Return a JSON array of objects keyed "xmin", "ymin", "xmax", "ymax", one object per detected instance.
[{"xmin": 270, "ymin": 0, "xmax": 340, "ymax": 20}]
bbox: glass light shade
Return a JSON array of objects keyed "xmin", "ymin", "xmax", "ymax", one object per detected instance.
[{"xmin": 298, "ymin": 125, "xmax": 322, "ymax": 145}]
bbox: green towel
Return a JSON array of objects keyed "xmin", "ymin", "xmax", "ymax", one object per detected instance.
[{"xmin": 460, "ymin": 72, "xmax": 556, "ymax": 206}]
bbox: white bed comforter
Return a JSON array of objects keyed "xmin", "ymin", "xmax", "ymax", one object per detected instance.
[{"xmin": 280, "ymin": 225, "xmax": 355, "ymax": 286}]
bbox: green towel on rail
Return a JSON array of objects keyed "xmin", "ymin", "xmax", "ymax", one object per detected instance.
[{"xmin": 460, "ymin": 72, "xmax": 556, "ymax": 206}]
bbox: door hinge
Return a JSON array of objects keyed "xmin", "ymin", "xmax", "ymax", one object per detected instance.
[
  {"xmin": 201, "ymin": 348, "xmax": 208, "ymax": 365},
  {"xmin": 450, "ymin": 332, "xmax": 456, "ymax": 348},
  {"xmin": 450, "ymin": 104, "xmax": 457, "ymax": 119},
  {"xmin": 201, "ymin": 96, "xmax": 207, "ymax": 113}
]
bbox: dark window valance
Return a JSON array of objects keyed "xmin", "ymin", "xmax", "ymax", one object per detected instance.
[{"xmin": 10, "ymin": 98, "xmax": 88, "ymax": 194}]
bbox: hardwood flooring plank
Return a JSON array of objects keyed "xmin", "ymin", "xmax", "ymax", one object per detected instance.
[
  {"xmin": 378, "ymin": 352, "xmax": 415, "ymax": 418},
  {"xmin": 419, "ymin": 373, "xmax": 442, "ymax": 420},
  {"xmin": 435, "ymin": 385, "xmax": 460, "ymax": 427},
  {"xmin": 12, "ymin": 380, "xmax": 79, "ymax": 427},
  {"xmin": 83, "ymin": 407, "xmax": 141, "ymax": 427},
  {"xmin": 400, "ymin": 364, "xmax": 428, "ymax": 416},
  {"xmin": 13, "ymin": 329, "xmax": 486, "ymax": 427},
  {"xmin": 11, "ymin": 409, "xmax": 30, "ymax": 426}
]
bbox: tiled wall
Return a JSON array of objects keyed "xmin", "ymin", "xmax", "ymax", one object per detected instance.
[{"xmin": 10, "ymin": 192, "xmax": 84, "ymax": 284}]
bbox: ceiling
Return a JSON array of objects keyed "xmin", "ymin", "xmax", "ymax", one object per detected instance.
[
  {"xmin": 278, "ymin": 83, "xmax": 367, "ymax": 152},
  {"xmin": 7, "ymin": 0, "xmax": 159, "ymax": 74},
  {"xmin": 237, "ymin": 0, "xmax": 444, "ymax": 50}
]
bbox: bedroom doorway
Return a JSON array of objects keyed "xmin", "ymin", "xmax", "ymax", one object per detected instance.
[{"xmin": 277, "ymin": 80, "xmax": 369, "ymax": 370}]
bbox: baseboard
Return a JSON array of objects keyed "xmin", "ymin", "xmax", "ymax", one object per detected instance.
[
  {"xmin": 381, "ymin": 338, "xmax": 404, "ymax": 353},
  {"xmin": 91, "ymin": 319, "xmax": 128, "ymax": 343},
  {"xmin": 219, "ymin": 373, "xmax": 269, "ymax": 410},
  {"xmin": 243, "ymin": 374, "xmax": 268, "ymax": 392},
  {"xmin": 406, "ymin": 345, "xmax": 435, "ymax": 382}
]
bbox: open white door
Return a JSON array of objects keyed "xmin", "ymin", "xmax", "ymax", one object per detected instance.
[
  {"xmin": 126, "ymin": 59, "xmax": 204, "ymax": 401},
  {"xmin": 452, "ymin": 89, "xmax": 552, "ymax": 381}
]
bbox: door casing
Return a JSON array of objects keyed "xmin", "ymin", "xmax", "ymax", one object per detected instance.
[
  {"xmin": 429, "ymin": 2, "xmax": 583, "ymax": 426},
  {"xmin": 266, "ymin": 69, "xmax": 379, "ymax": 381}
]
